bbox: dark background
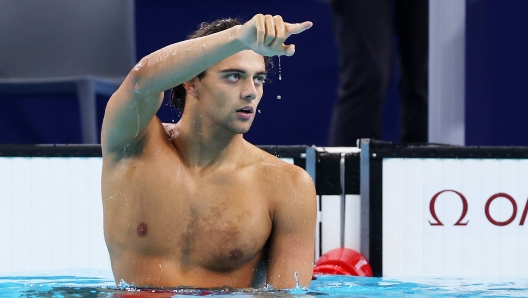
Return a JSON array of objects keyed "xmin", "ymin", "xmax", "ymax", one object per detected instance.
[
  {"xmin": 465, "ymin": 0, "xmax": 528, "ymax": 146},
  {"xmin": 0, "ymin": 0, "xmax": 527, "ymax": 146}
]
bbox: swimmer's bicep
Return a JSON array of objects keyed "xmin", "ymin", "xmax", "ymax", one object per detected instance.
[
  {"xmin": 101, "ymin": 75, "xmax": 164, "ymax": 154},
  {"xmin": 266, "ymin": 171, "xmax": 317, "ymax": 288}
]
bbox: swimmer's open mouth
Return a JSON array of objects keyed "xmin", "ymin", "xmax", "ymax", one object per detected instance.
[{"xmin": 236, "ymin": 106, "xmax": 254, "ymax": 114}]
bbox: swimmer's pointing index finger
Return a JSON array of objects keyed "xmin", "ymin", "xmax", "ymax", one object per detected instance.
[
  {"xmin": 281, "ymin": 21, "xmax": 313, "ymax": 56},
  {"xmin": 239, "ymin": 15, "xmax": 313, "ymax": 57},
  {"xmin": 285, "ymin": 21, "xmax": 313, "ymax": 37}
]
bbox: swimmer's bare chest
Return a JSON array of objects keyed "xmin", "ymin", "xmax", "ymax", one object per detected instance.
[{"xmin": 102, "ymin": 147, "xmax": 273, "ymax": 285}]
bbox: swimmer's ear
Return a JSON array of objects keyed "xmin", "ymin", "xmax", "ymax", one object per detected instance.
[{"xmin": 183, "ymin": 78, "xmax": 199, "ymax": 99}]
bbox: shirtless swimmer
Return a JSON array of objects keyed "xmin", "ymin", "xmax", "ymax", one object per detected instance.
[{"xmin": 101, "ymin": 14, "xmax": 316, "ymax": 289}]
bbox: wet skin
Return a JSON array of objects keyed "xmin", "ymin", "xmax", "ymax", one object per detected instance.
[
  {"xmin": 102, "ymin": 52, "xmax": 316, "ymax": 289},
  {"xmin": 101, "ymin": 15, "xmax": 316, "ymax": 289},
  {"xmin": 102, "ymin": 121, "xmax": 313, "ymax": 288}
]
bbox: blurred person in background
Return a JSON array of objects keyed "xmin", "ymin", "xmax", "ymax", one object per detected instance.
[{"xmin": 327, "ymin": 0, "xmax": 428, "ymax": 146}]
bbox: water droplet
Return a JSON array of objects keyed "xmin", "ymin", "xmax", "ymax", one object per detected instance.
[
  {"xmin": 277, "ymin": 95, "xmax": 281, "ymax": 99},
  {"xmin": 258, "ymin": 110, "xmax": 261, "ymax": 113},
  {"xmin": 134, "ymin": 61, "xmax": 143, "ymax": 71},
  {"xmin": 278, "ymin": 56, "xmax": 282, "ymax": 80}
]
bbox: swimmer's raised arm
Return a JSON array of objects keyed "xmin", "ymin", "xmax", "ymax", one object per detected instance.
[{"xmin": 101, "ymin": 14, "xmax": 312, "ymax": 154}]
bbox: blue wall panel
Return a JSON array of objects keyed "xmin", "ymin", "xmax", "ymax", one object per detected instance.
[{"xmin": 466, "ymin": 0, "xmax": 528, "ymax": 146}]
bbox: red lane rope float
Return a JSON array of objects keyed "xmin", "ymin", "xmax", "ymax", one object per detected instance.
[{"xmin": 313, "ymin": 248, "xmax": 373, "ymax": 277}]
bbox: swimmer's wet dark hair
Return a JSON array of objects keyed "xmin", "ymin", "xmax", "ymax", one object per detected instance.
[{"xmin": 170, "ymin": 18, "xmax": 273, "ymax": 112}]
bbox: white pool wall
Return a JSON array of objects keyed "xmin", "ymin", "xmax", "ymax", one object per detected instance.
[{"xmin": 0, "ymin": 157, "xmax": 109, "ymax": 274}]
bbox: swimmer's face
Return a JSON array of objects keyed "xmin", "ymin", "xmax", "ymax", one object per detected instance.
[{"xmin": 191, "ymin": 50, "xmax": 266, "ymax": 134}]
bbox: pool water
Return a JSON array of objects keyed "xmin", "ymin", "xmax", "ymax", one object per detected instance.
[{"xmin": 1, "ymin": 270, "xmax": 528, "ymax": 297}]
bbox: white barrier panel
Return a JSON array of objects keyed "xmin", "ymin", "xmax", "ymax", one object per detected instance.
[
  {"xmin": 0, "ymin": 157, "xmax": 110, "ymax": 274},
  {"xmin": 382, "ymin": 158, "xmax": 528, "ymax": 278},
  {"xmin": 318, "ymin": 195, "xmax": 361, "ymax": 257}
]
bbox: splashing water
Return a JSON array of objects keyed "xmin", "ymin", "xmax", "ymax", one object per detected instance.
[
  {"xmin": 294, "ymin": 271, "xmax": 301, "ymax": 288},
  {"xmin": 289, "ymin": 271, "xmax": 310, "ymax": 294},
  {"xmin": 9, "ymin": 273, "xmax": 528, "ymax": 297},
  {"xmin": 117, "ymin": 279, "xmax": 134, "ymax": 291}
]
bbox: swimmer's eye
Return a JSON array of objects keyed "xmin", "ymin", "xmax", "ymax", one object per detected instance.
[
  {"xmin": 226, "ymin": 73, "xmax": 241, "ymax": 82},
  {"xmin": 254, "ymin": 76, "xmax": 266, "ymax": 84}
]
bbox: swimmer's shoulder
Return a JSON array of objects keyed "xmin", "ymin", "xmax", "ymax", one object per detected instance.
[
  {"xmin": 247, "ymin": 144, "xmax": 316, "ymax": 220},
  {"xmin": 248, "ymin": 144, "xmax": 315, "ymax": 192}
]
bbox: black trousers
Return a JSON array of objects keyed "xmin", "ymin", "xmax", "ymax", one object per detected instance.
[{"xmin": 328, "ymin": 0, "xmax": 429, "ymax": 146}]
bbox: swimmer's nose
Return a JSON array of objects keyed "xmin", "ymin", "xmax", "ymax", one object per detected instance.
[{"xmin": 241, "ymin": 79, "xmax": 257, "ymax": 102}]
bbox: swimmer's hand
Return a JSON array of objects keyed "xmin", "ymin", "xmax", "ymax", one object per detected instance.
[{"xmin": 237, "ymin": 14, "xmax": 312, "ymax": 57}]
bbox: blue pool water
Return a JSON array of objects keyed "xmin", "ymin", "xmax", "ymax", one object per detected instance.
[{"xmin": 1, "ymin": 270, "xmax": 528, "ymax": 297}]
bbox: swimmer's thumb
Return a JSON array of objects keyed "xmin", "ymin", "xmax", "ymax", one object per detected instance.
[{"xmin": 279, "ymin": 44, "xmax": 296, "ymax": 57}]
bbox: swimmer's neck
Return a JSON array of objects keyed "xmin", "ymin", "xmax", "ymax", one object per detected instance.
[{"xmin": 171, "ymin": 120, "xmax": 247, "ymax": 169}]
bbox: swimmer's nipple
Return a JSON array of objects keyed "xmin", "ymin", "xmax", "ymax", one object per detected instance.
[{"xmin": 229, "ymin": 249, "xmax": 243, "ymax": 260}]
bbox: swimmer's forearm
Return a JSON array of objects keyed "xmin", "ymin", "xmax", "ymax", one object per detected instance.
[
  {"xmin": 130, "ymin": 14, "xmax": 312, "ymax": 95},
  {"xmin": 130, "ymin": 26, "xmax": 246, "ymax": 95},
  {"xmin": 101, "ymin": 26, "xmax": 248, "ymax": 153}
]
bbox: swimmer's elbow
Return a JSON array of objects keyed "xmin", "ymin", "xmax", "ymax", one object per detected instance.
[
  {"xmin": 131, "ymin": 56, "xmax": 149, "ymax": 77},
  {"xmin": 129, "ymin": 56, "xmax": 154, "ymax": 95}
]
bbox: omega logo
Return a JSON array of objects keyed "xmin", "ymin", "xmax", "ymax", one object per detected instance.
[{"xmin": 429, "ymin": 190, "xmax": 528, "ymax": 226}]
